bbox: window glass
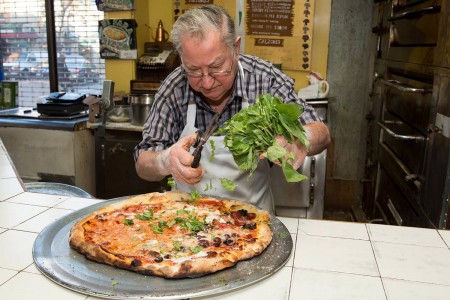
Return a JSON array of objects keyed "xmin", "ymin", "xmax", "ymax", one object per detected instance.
[{"xmin": 0, "ymin": 0, "xmax": 105, "ymax": 107}]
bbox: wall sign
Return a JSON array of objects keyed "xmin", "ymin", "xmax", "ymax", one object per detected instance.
[
  {"xmin": 246, "ymin": 1, "xmax": 294, "ymax": 36},
  {"xmin": 244, "ymin": 0, "xmax": 314, "ymax": 71}
]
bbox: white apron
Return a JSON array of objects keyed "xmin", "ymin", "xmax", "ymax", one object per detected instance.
[{"xmin": 175, "ymin": 63, "xmax": 274, "ymax": 212}]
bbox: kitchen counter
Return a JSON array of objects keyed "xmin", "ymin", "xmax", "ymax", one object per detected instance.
[
  {"xmin": 1, "ymin": 138, "xmax": 450, "ymax": 299},
  {"xmin": 0, "ymin": 107, "xmax": 89, "ymax": 131},
  {"xmin": 87, "ymin": 120, "xmax": 143, "ymax": 132}
]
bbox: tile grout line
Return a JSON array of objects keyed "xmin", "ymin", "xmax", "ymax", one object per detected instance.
[
  {"xmin": 366, "ymin": 224, "xmax": 389, "ymax": 300},
  {"xmin": 287, "ymin": 219, "xmax": 300, "ymax": 300}
]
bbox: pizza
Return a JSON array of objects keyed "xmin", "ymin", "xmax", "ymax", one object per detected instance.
[{"xmin": 69, "ymin": 190, "xmax": 273, "ymax": 278}]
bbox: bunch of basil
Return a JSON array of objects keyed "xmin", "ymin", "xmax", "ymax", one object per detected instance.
[{"xmin": 216, "ymin": 94, "xmax": 309, "ymax": 182}]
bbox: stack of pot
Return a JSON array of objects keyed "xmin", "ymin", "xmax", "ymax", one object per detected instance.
[{"xmin": 129, "ymin": 94, "xmax": 155, "ymax": 126}]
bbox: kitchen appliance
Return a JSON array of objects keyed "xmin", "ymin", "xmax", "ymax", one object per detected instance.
[
  {"xmin": 37, "ymin": 92, "xmax": 87, "ymax": 117},
  {"xmin": 129, "ymin": 42, "xmax": 180, "ymax": 116},
  {"xmin": 84, "ymin": 80, "xmax": 115, "ymax": 124},
  {"xmin": 134, "ymin": 42, "xmax": 180, "ymax": 83},
  {"xmin": 365, "ymin": 0, "xmax": 450, "ymax": 228}
]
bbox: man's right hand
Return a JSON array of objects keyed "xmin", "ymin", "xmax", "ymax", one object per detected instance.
[
  {"xmin": 135, "ymin": 133, "xmax": 204, "ymax": 184},
  {"xmin": 165, "ymin": 133, "xmax": 204, "ymax": 184}
]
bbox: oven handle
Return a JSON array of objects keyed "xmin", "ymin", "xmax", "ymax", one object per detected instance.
[
  {"xmin": 379, "ymin": 78, "xmax": 432, "ymax": 94},
  {"xmin": 380, "ymin": 142, "xmax": 421, "ymax": 189},
  {"xmin": 388, "ymin": 6, "xmax": 440, "ymax": 21},
  {"xmin": 378, "ymin": 121, "xmax": 425, "ymax": 141},
  {"xmin": 387, "ymin": 198, "xmax": 403, "ymax": 226}
]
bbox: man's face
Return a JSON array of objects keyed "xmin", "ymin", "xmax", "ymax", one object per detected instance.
[{"xmin": 180, "ymin": 31, "xmax": 238, "ymax": 107}]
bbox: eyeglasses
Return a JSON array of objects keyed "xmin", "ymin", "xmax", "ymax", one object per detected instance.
[{"xmin": 181, "ymin": 50, "xmax": 235, "ymax": 79}]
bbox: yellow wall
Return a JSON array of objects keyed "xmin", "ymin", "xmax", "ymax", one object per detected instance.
[
  {"xmin": 103, "ymin": 9, "xmax": 135, "ymax": 93},
  {"xmin": 104, "ymin": 1, "xmax": 331, "ymax": 93},
  {"xmin": 285, "ymin": 1, "xmax": 331, "ymax": 88}
]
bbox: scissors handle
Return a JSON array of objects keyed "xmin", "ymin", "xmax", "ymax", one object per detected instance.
[
  {"xmin": 191, "ymin": 144, "xmax": 203, "ymax": 168},
  {"xmin": 190, "ymin": 112, "xmax": 221, "ymax": 168}
]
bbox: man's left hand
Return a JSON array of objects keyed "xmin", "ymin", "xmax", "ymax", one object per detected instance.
[{"xmin": 274, "ymin": 135, "xmax": 308, "ymax": 170}]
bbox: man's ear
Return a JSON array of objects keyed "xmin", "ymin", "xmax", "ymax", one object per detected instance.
[{"xmin": 235, "ymin": 36, "xmax": 242, "ymax": 55}]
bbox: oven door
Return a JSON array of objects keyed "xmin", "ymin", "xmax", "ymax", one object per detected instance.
[
  {"xmin": 378, "ymin": 69, "xmax": 432, "ymax": 178},
  {"xmin": 380, "ymin": 68, "xmax": 433, "ymax": 135},
  {"xmin": 386, "ymin": 0, "xmax": 442, "ymax": 66}
]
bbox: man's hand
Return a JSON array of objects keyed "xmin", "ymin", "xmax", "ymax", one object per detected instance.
[
  {"xmin": 274, "ymin": 135, "xmax": 308, "ymax": 170},
  {"xmin": 165, "ymin": 134, "xmax": 204, "ymax": 184},
  {"xmin": 135, "ymin": 133, "xmax": 204, "ymax": 184},
  {"xmin": 266, "ymin": 121, "xmax": 330, "ymax": 170}
]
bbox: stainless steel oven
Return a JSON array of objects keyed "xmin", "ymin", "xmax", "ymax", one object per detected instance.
[
  {"xmin": 367, "ymin": 0, "xmax": 450, "ymax": 228},
  {"xmin": 375, "ymin": 66, "xmax": 434, "ymax": 227}
]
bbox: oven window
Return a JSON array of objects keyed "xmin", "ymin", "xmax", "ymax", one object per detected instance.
[{"xmin": 0, "ymin": 0, "xmax": 105, "ymax": 107}]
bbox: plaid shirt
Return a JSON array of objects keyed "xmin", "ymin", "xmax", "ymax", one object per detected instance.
[{"xmin": 134, "ymin": 54, "xmax": 321, "ymax": 160}]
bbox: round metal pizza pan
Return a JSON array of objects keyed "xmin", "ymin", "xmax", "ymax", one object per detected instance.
[{"xmin": 32, "ymin": 197, "xmax": 293, "ymax": 299}]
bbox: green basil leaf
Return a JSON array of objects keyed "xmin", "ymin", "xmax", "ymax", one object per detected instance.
[
  {"xmin": 218, "ymin": 93, "xmax": 309, "ymax": 182},
  {"xmin": 220, "ymin": 178, "xmax": 238, "ymax": 191}
]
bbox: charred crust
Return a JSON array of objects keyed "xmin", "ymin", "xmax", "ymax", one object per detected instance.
[
  {"xmin": 180, "ymin": 261, "xmax": 193, "ymax": 273},
  {"xmin": 131, "ymin": 259, "xmax": 142, "ymax": 267}
]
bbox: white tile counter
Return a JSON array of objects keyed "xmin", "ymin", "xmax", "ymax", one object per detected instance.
[{"xmin": 1, "ymin": 138, "xmax": 450, "ymax": 300}]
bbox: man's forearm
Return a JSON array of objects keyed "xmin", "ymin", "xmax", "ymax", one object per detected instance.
[
  {"xmin": 303, "ymin": 121, "xmax": 331, "ymax": 155},
  {"xmin": 135, "ymin": 149, "xmax": 171, "ymax": 182}
]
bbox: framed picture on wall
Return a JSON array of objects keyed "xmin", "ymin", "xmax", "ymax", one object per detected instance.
[
  {"xmin": 95, "ymin": 0, "xmax": 135, "ymax": 11},
  {"xmin": 98, "ymin": 19, "xmax": 138, "ymax": 59}
]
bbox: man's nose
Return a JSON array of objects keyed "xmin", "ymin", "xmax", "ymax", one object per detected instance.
[{"xmin": 200, "ymin": 75, "xmax": 215, "ymax": 89}]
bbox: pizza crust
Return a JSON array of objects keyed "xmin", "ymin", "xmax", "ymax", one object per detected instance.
[{"xmin": 69, "ymin": 191, "xmax": 273, "ymax": 278}]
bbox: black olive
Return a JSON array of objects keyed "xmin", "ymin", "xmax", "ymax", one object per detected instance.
[
  {"xmin": 238, "ymin": 209, "xmax": 248, "ymax": 216},
  {"xmin": 212, "ymin": 237, "xmax": 222, "ymax": 247},
  {"xmin": 224, "ymin": 239, "xmax": 234, "ymax": 246},
  {"xmin": 198, "ymin": 239, "xmax": 210, "ymax": 248},
  {"xmin": 154, "ymin": 256, "xmax": 163, "ymax": 263}
]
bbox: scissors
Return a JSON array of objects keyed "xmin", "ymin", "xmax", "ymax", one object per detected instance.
[{"xmin": 191, "ymin": 112, "xmax": 221, "ymax": 168}]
